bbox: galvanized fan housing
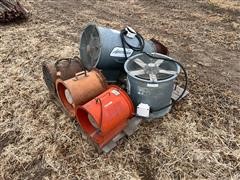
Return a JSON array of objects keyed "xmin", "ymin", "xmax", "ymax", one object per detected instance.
[
  {"xmin": 124, "ymin": 53, "xmax": 180, "ymax": 119},
  {"xmin": 80, "ymin": 24, "xmax": 157, "ymax": 82},
  {"xmin": 80, "ymin": 24, "xmax": 101, "ymax": 70}
]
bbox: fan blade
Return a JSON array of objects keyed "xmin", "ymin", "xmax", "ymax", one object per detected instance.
[
  {"xmin": 155, "ymin": 59, "xmax": 164, "ymax": 66},
  {"xmin": 92, "ymin": 37, "xmax": 99, "ymax": 45},
  {"xmin": 159, "ymin": 69, "xmax": 177, "ymax": 75},
  {"xmin": 90, "ymin": 33, "xmax": 94, "ymax": 40},
  {"xmin": 84, "ymin": 31, "xmax": 89, "ymax": 43},
  {"xmin": 134, "ymin": 58, "xmax": 147, "ymax": 68},
  {"xmin": 149, "ymin": 74, "xmax": 158, "ymax": 82},
  {"xmin": 129, "ymin": 69, "xmax": 145, "ymax": 76}
]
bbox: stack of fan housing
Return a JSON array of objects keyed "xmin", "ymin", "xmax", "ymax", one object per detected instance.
[{"xmin": 42, "ymin": 24, "xmax": 182, "ymax": 153}]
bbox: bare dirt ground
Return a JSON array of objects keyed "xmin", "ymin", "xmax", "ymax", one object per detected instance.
[{"xmin": 0, "ymin": 0, "xmax": 240, "ymax": 179}]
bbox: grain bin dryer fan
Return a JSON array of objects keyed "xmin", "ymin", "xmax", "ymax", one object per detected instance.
[
  {"xmin": 80, "ymin": 24, "xmax": 159, "ymax": 82},
  {"xmin": 125, "ymin": 53, "xmax": 181, "ymax": 119}
]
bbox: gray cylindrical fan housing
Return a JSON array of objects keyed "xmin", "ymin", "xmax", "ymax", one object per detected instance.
[
  {"xmin": 80, "ymin": 24, "xmax": 157, "ymax": 81},
  {"xmin": 125, "ymin": 53, "xmax": 180, "ymax": 118}
]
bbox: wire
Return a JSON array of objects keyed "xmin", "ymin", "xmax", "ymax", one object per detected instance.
[
  {"xmin": 120, "ymin": 28, "xmax": 188, "ymax": 112},
  {"xmin": 95, "ymin": 98, "xmax": 103, "ymax": 130},
  {"xmin": 120, "ymin": 29, "xmax": 145, "ymax": 60}
]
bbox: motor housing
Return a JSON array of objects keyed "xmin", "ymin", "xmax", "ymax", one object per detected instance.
[
  {"xmin": 56, "ymin": 69, "xmax": 107, "ymax": 117},
  {"xmin": 76, "ymin": 85, "xmax": 135, "ymax": 148},
  {"xmin": 42, "ymin": 57, "xmax": 84, "ymax": 96}
]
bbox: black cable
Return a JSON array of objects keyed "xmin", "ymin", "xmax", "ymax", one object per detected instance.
[
  {"xmin": 120, "ymin": 29, "xmax": 145, "ymax": 60},
  {"xmin": 95, "ymin": 98, "xmax": 103, "ymax": 131},
  {"xmin": 120, "ymin": 28, "xmax": 188, "ymax": 112}
]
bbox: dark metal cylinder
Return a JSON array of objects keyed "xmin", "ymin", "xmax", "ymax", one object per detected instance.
[{"xmin": 42, "ymin": 57, "xmax": 84, "ymax": 96}]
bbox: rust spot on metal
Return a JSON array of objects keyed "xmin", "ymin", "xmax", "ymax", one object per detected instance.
[
  {"xmin": 42, "ymin": 56, "xmax": 84, "ymax": 96},
  {"xmin": 56, "ymin": 69, "xmax": 108, "ymax": 117},
  {"xmin": 150, "ymin": 38, "xmax": 169, "ymax": 55}
]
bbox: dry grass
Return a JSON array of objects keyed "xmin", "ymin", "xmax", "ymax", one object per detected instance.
[
  {"xmin": 0, "ymin": 0, "xmax": 239, "ymax": 179},
  {"xmin": 209, "ymin": 0, "xmax": 240, "ymax": 11}
]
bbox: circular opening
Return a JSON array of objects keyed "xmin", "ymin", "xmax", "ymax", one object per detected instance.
[
  {"xmin": 64, "ymin": 89, "xmax": 73, "ymax": 104},
  {"xmin": 76, "ymin": 108, "xmax": 98, "ymax": 135},
  {"xmin": 88, "ymin": 114, "xmax": 99, "ymax": 129},
  {"xmin": 80, "ymin": 24, "xmax": 101, "ymax": 70},
  {"xmin": 57, "ymin": 82, "xmax": 75, "ymax": 116},
  {"xmin": 124, "ymin": 53, "xmax": 180, "ymax": 83}
]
